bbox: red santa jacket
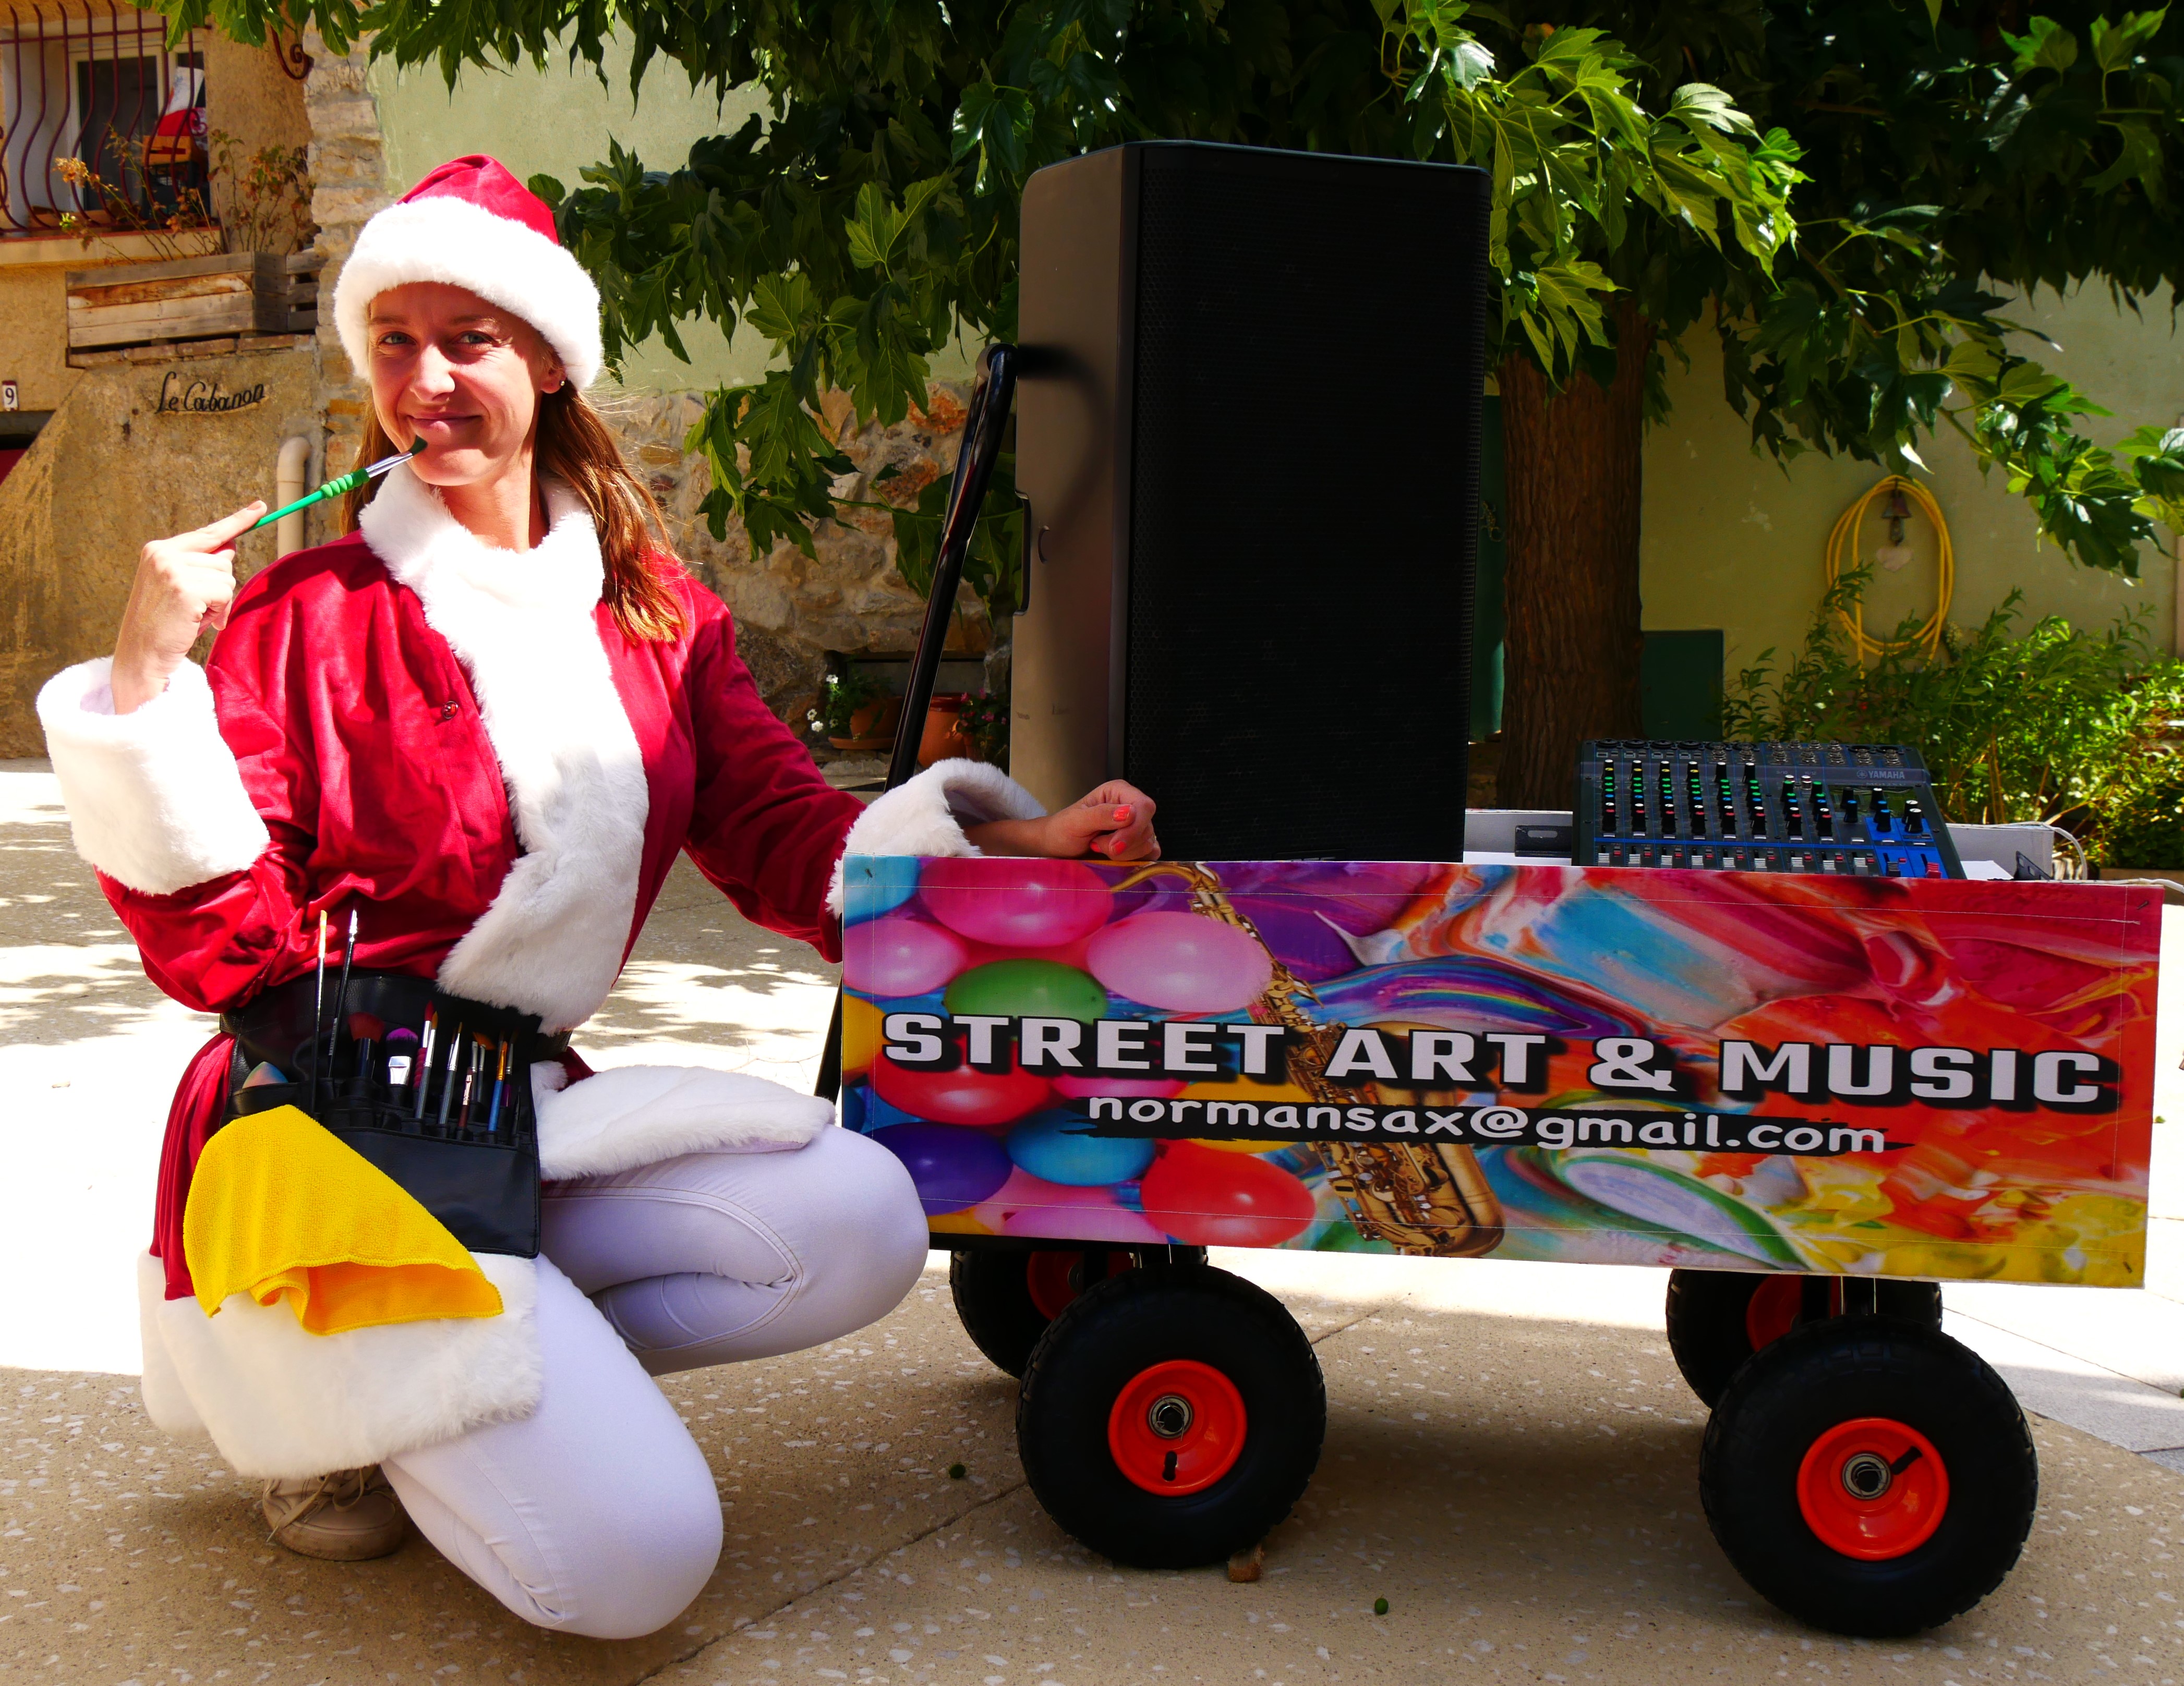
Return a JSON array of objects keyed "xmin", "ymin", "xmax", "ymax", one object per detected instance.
[
  {"xmin": 37, "ymin": 467, "xmax": 1044, "ymax": 1482},
  {"xmin": 45, "ymin": 468, "xmax": 869, "ymax": 1302}
]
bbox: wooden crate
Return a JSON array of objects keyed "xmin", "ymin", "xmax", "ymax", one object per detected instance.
[{"xmin": 65, "ymin": 250, "xmax": 321, "ymax": 351}]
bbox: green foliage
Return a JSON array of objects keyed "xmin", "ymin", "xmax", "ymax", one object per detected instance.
[
  {"xmin": 806, "ymin": 662, "xmax": 886, "ymax": 739},
  {"xmin": 1688, "ymin": 1, "xmax": 2184, "ymax": 577},
  {"xmin": 2098, "ymin": 755, "xmax": 2184, "ymax": 869},
  {"xmin": 957, "ymin": 688, "xmax": 1012, "ymax": 763},
  {"xmin": 1724, "ymin": 569, "xmax": 2184, "ymax": 862},
  {"xmin": 872, "ymin": 455, "xmax": 1026, "ymax": 620},
  {"xmin": 156, "ymin": 0, "xmax": 2184, "ymax": 590}
]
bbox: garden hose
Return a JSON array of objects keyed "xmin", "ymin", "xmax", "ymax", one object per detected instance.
[{"xmin": 1824, "ymin": 475, "xmax": 1955, "ymax": 660}]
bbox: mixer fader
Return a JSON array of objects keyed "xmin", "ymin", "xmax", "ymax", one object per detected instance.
[{"xmin": 1575, "ymin": 741, "xmax": 1965, "ymax": 879}]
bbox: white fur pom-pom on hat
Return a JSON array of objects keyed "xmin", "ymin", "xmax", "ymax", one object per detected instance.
[{"xmin": 333, "ymin": 155, "xmax": 602, "ymax": 390}]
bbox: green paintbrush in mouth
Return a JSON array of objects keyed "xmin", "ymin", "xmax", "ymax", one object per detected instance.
[{"xmin": 249, "ymin": 438, "xmax": 426, "ymax": 532}]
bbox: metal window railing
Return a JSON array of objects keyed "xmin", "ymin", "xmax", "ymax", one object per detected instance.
[{"xmin": 0, "ymin": 2, "xmax": 212, "ymax": 237}]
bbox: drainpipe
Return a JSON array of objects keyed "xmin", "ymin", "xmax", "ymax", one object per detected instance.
[{"xmin": 274, "ymin": 435, "xmax": 313, "ymax": 556}]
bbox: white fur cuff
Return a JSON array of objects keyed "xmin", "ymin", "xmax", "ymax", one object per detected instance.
[
  {"xmin": 37, "ymin": 657, "xmax": 271, "ymax": 896},
  {"xmin": 825, "ymin": 758, "xmax": 1046, "ymax": 916},
  {"xmin": 534, "ymin": 1063, "xmax": 835, "ymax": 1181}
]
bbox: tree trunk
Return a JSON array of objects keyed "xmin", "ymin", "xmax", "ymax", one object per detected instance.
[{"xmin": 1494, "ymin": 299, "xmax": 1654, "ymax": 810}]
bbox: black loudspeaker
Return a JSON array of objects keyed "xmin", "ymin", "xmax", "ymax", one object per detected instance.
[{"xmin": 1012, "ymin": 140, "xmax": 1491, "ymax": 861}]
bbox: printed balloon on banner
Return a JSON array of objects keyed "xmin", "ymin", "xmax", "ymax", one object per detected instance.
[
  {"xmin": 844, "ymin": 916, "xmax": 970, "ymax": 998},
  {"xmin": 972, "ymin": 1167, "xmax": 1168, "ymax": 1243},
  {"xmin": 1139, "ymin": 1141, "xmax": 1317, "ymax": 1246},
  {"xmin": 872, "ymin": 1050, "xmax": 1052, "ymax": 1128},
  {"xmin": 870, "ymin": 1123, "xmax": 1015, "ymax": 1215},
  {"xmin": 943, "ymin": 958, "xmax": 1109, "ymax": 1022},
  {"xmin": 1006, "ymin": 1108, "xmax": 1159, "ymax": 1186},
  {"xmin": 1054, "ymin": 1075, "xmax": 1188, "ymax": 1100},
  {"xmin": 1085, "ymin": 912, "xmax": 1274, "ymax": 1014},
  {"xmin": 919, "ymin": 858, "xmax": 1111, "ymax": 948},
  {"xmin": 840, "ymin": 855, "xmax": 922, "ymax": 923},
  {"xmin": 840, "ymin": 995, "xmax": 884, "ymax": 1075}
]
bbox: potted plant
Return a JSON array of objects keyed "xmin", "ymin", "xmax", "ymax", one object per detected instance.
[
  {"xmin": 806, "ymin": 664, "xmax": 900, "ymax": 750},
  {"xmin": 916, "ymin": 693, "xmax": 975, "ymax": 767},
  {"xmin": 957, "ymin": 689, "xmax": 1010, "ymax": 766}
]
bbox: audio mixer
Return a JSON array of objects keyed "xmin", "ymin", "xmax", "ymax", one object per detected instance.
[{"xmin": 1575, "ymin": 741, "xmax": 1965, "ymax": 879}]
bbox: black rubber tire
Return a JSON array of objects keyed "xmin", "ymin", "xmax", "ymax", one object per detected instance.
[
  {"xmin": 1667, "ymin": 1270, "xmax": 1944, "ymax": 1409},
  {"xmin": 948, "ymin": 1250, "xmax": 1053, "ymax": 1379},
  {"xmin": 1017, "ymin": 1265, "xmax": 1325, "ymax": 1569},
  {"xmin": 1700, "ymin": 1315, "xmax": 2037, "ymax": 1636}
]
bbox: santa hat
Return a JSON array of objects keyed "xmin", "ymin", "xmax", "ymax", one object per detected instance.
[{"xmin": 332, "ymin": 155, "xmax": 602, "ymax": 390}]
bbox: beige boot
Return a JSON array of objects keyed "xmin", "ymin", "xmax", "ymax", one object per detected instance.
[{"xmin": 261, "ymin": 1465, "xmax": 408, "ymax": 1561}]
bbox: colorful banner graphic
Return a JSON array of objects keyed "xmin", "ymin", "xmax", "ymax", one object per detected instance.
[{"xmin": 838, "ymin": 857, "xmax": 2159, "ymax": 1284}]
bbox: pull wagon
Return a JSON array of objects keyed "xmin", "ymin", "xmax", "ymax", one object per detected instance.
[{"xmin": 834, "ymin": 830, "xmax": 2159, "ymax": 1637}]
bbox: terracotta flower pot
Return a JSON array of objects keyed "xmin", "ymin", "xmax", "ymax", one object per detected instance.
[
  {"xmin": 828, "ymin": 694, "xmax": 902, "ymax": 752},
  {"xmin": 918, "ymin": 694, "xmax": 977, "ymax": 767}
]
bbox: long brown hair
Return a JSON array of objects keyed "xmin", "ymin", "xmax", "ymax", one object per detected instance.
[{"xmin": 343, "ymin": 386, "xmax": 687, "ymax": 641}]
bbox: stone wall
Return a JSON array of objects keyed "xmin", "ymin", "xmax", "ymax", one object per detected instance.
[
  {"xmin": 298, "ymin": 30, "xmax": 391, "ymax": 551},
  {"xmin": 605, "ymin": 384, "xmax": 995, "ymax": 726}
]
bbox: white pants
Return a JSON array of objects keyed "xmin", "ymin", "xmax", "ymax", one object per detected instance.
[{"xmin": 380, "ymin": 1125, "xmax": 927, "ymax": 1640}]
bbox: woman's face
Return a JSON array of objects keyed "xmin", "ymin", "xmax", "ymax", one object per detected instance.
[{"xmin": 365, "ymin": 282, "xmax": 563, "ymax": 490}]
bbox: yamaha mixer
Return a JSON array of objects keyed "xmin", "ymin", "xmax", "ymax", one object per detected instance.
[{"xmin": 1574, "ymin": 740, "xmax": 1966, "ymax": 879}]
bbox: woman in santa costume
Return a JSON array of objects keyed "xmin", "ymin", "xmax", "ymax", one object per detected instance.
[{"xmin": 36, "ymin": 155, "xmax": 1157, "ymax": 1640}]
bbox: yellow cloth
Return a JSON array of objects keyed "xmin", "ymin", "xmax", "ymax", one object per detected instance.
[{"xmin": 183, "ymin": 1105, "xmax": 504, "ymax": 1335}]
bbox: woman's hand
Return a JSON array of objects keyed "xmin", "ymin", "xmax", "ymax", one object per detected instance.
[
  {"xmin": 110, "ymin": 502, "xmax": 266, "ymax": 714},
  {"xmin": 965, "ymin": 781, "xmax": 1161, "ymax": 862}
]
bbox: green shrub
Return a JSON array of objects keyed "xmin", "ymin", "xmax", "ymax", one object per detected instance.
[
  {"xmin": 2096, "ymin": 755, "xmax": 2184, "ymax": 869},
  {"xmin": 1724, "ymin": 572, "xmax": 2184, "ymax": 867}
]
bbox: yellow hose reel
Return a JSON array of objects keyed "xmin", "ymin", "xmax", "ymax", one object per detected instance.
[{"xmin": 1823, "ymin": 475, "xmax": 1954, "ymax": 660}]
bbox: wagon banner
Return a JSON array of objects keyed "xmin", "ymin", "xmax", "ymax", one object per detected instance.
[{"xmin": 837, "ymin": 857, "xmax": 2159, "ymax": 1285}]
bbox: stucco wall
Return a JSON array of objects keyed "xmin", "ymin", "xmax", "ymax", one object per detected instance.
[
  {"xmin": 203, "ymin": 33, "xmax": 311, "ymax": 246},
  {"xmin": 1640, "ymin": 286, "xmax": 2184, "ymax": 676},
  {"xmin": 0, "ymin": 261, "xmax": 82, "ymax": 415},
  {"xmin": 0, "ymin": 348, "xmax": 319, "ymax": 755}
]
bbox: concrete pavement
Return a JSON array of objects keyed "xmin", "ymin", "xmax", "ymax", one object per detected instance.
[{"xmin": 8, "ymin": 757, "xmax": 2184, "ymax": 1684}]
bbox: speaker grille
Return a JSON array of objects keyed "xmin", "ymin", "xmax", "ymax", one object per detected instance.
[{"xmin": 1124, "ymin": 147, "xmax": 1488, "ymax": 860}]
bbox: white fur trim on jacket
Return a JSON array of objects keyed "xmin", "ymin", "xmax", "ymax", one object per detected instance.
[
  {"xmin": 136, "ymin": 1248, "xmax": 541, "ymax": 1482},
  {"xmin": 362, "ymin": 467, "xmax": 648, "ymax": 1034},
  {"xmin": 333, "ymin": 196, "xmax": 602, "ymax": 389},
  {"xmin": 825, "ymin": 758, "xmax": 1045, "ymax": 917},
  {"xmin": 36, "ymin": 656, "xmax": 271, "ymax": 896},
  {"xmin": 532, "ymin": 1062, "xmax": 832, "ymax": 1181}
]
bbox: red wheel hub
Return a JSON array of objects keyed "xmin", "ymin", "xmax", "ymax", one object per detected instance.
[
  {"xmin": 1106, "ymin": 1359, "xmax": 1247, "ymax": 1497},
  {"xmin": 1027, "ymin": 1250, "xmax": 1129, "ymax": 1321},
  {"xmin": 1745, "ymin": 1275, "xmax": 1802, "ymax": 1351},
  {"xmin": 1796, "ymin": 1416, "xmax": 1949, "ymax": 1560}
]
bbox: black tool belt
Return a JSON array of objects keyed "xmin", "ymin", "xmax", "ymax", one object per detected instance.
[{"xmin": 219, "ymin": 971, "xmax": 565, "ymax": 1258}]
